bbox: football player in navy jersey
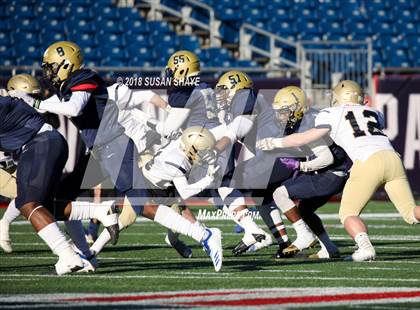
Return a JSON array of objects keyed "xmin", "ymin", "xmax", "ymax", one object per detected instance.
[
  {"xmin": 258, "ymin": 86, "xmax": 351, "ymax": 259},
  {"xmin": 0, "ymin": 90, "xmax": 122, "ymax": 274},
  {"xmin": 13, "ymin": 41, "xmax": 224, "ymax": 271}
]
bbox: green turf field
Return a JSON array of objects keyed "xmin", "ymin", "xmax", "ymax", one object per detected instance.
[{"xmin": 1, "ymin": 201, "xmax": 420, "ymax": 309}]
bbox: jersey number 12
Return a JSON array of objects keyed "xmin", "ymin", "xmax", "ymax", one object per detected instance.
[{"xmin": 345, "ymin": 110, "xmax": 386, "ymax": 138}]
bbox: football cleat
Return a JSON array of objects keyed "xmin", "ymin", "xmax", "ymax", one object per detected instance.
[
  {"xmin": 232, "ymin": 233, "xmax": 266, "ymax": 256},
  {"xmin": 344, "ymin": 246, "xmax": 376, "ymax": 262},
  {"xmin": 97, "ymin": 201, "xmax": 120, "ymax": 246},
  {"xmin": 282, "ymin": 239, "xmax": 317, "ymax": 258},
  {"xmin": 55, "ymin": 252, "xmax": 84, "ymax": 275},
  {"xmin": 77, "ymin": 253, "xmax": 99, "ymax": 273},
  {"xmin": 0, "ymin": 219, "xmax": 12, "ymax": 253},
  {"xmin": 202, "ymin": 228, "xmax": 223, "ymax": 272},
  {"xmin": 247, "ymin": 233, "xmax": 273, "ymax": 253},
  {"xmin": 165, "ymin": 232, "xmax": 193, "ymax": 259},
  {"xmin": 309, "ymin": 247, "xmax": 340, "ymax": 259},
  {"xmin": 274, "ymin": 241, "xmax": 291, "ymax": 259}
]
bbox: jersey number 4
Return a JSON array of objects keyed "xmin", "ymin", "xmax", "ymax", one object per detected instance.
[{"xmin": 345, "ymin": 110, "xmax": 386, "ymax": 138}]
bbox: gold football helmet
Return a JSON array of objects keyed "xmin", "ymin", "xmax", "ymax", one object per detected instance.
[
  {"xmin": 42, "ymin": 41, "xmax": 83, "ymax": 86},
  {"xmin": 180, "ymin": 126, "xmax": 216, "ymax": 164},
  {"xmin": 331, "ymin": 80, "xmax": 364, "ymax": 106},
  {"xmin": 215, "ymin": 70, "xmax": 253, "ymax": 110},
  {"xmin": 165, "ymin": 50, "xmax": 200, "ymax": 84},
  {"xmin": 7, "ymin": 74, "xmax": 41, "ymax": 96},
  {"xmin": 272, "ymin": 86, "xmax": 306, "ymax": 128}
]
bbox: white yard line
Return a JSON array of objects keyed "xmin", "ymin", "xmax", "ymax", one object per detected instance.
[{"xmin": 1, "ymin": 273, "xmax": 420, "ymax": 283}]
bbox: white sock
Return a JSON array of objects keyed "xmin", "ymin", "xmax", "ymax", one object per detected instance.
[
  {"xmin": 354, "ymin": 232, "xmax": 373, "ymax": 250},
  {"xmin": 90, "ymin": 220, "xmax": 124, "ymax": 255},
  {"xmin": 292, "ymin": 219, "xmax": 313, "ymax": 237},
  {"xmin": 235, "ymin": 209, "xmax": 261, "ymax": 235},
  {"xmin": 2, "ymin": 200, "xmax": 20, "ymax": 224},
  {"xmin": 68, "ymin": 201, "xmax": 113, "ymax": 221},
  {"xmin": 318, "ymin": 231, "xmax": 337, "ymax": 253},
  {"xmin": 154, "ymin": 205, "xmax": 207, "ymax": 243},
  {"xmin": 64, "ymin": 220, "xmax": 91, "ymax": 258},
  {"xmin": 38, "ymin": 222, "xmax": 73, "ymax": 258}
]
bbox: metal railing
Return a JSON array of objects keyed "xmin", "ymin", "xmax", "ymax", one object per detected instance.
[
  {"xmin": 297, "ymin": 40, "xmax": 372, "ymax": 106},
  {"xmin": 0, "ymin": 65, "xmax": 296, "ymax": 80},
  {"xmin": 239, "ymin": 23, "xmax": 299, "ymax": 70},
  {"xmin": 141, "ymin": 0, "xmax": 220, "ymax": 47}
]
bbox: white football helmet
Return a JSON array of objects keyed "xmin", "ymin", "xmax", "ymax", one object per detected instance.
[{"xmin": 180, "ymin": 126, "xmax": 216, "ymax": 163}]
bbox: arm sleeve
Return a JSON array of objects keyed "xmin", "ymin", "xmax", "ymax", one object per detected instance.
[
  {"xmin": 224, "ymin": 115, "xmax": 256, "ymax": 143},
  {"xmin": 314, "ymin": 110, "xmax": 332, "ymax": 129},
  {"xmin": 39, "ymin": 91, "xmax": 91, "ymax": 117},
  {"xmin": 155, "ymin": 107, "xmax": 190, "ymax": 136},
  {"xmin": 172, "ymin": 175, "xmax": 213, "ymax": 200},
  {"xmin": 300, "ymin": 144, "xmax": 334, "ymax": 172}
]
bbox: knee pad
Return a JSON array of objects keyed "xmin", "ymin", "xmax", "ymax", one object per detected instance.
[
  {"xmin": 273, "ymin": 186, "xmax": 295, "ymax": 213},
  {"xmin": 119, "ymin": 199, "xmax": 138, "ymax": 228}
]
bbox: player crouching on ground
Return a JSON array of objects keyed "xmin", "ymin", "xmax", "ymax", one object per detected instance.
[
  {"xmin": 257, "ymin": 80, "xmax": 420, "ymax": 261},
  {"xmin": 0, "ymin": 91, "xmax": 119, "ymax": 275}
]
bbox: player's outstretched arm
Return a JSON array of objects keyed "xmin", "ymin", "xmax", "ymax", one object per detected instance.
[
  {"xmin": 257, "ymin": 128, "xmax": 330, "ymax": 151},
  {"xmin": 173, "ymin": 165, "xmax": 220, "ymax": 200}
]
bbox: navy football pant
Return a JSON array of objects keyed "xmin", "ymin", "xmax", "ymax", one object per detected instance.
[{"xmin": 15, "ymin": 129, "xmax": 68, "ymax": 213}]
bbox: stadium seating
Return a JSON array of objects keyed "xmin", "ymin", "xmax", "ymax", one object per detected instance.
[{"xmin": 1, "ymin": 0, "xmax": 418, "ymax": 71}]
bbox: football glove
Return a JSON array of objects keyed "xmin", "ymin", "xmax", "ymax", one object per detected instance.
[
  {"xmin": 256, "ymin": 138, "xmax": 283, "ymax": 151},
  {"xmin": 198, "ymin": 149, "xmax": 218, "ymax": 165},
  {"xmin": 279, "ymin": 158, "xmax": 300, "ymax": 171},
  {"xmin": 206, "ymin": 164, "xmax": 221, "ymax": 179},
  {"xmin": 8, "ymin": 90, "xmax": 41, "ymax": 109}
]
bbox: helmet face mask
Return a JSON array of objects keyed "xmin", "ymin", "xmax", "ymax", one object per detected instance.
[
  {"xmin": 215, "ymin": 71, "xmax": 253, "ymax": 112},
  {"xmin": 214, "ymin": 84, "xmax": 231, "ymax": 111},
  {"xmin": 275, "ymin": 105, "xmax": 295, "ymax": 127},
  {"xmin": 42, "ymin": 61, "xmax": 64, "ymax": 86},
  {"xmin": 272, "ymin": 86, "xmax": 306, "ymax": 129}
]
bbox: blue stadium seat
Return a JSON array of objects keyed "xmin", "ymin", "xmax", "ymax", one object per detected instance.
[
  {"xmin": 148, "ymin": 21, "xmax": 172, "ymax": 36},
  {"xmin": 11, "ymin": 31, "xmax": 38, "ymax": 45},
  {"xmin": 35, "ymin": 5, "xmax": 63, "ymax": 19},
  {"xmin": 125, "ymin": 33, "xmax": 151, "ymax": 47},
  {"xmin": 386, "ymin": 49, "xmax": 409, "ymax": 67},
  {"xmin": 95, "ymin": 18, "xmax": 123, "ymax": 34},
  {"xmin": 0, "ymin": 45, "xmax": 13, "ymax": 58},
  {"xmin": 92, "ymin": 4, "xmax": 120, "ymax": 20},
  {"xmin": 39, "ymin": 31, "xmax": 67, "ymax": 46},
  {"xmin": 178, "ymin": 35, "xmax": 200, "ymax": 51},
  {"xmin": 68, "ymin": 19, "xmax": 93, "ymax": 33},
  {"xmin": 127, "ymin": 20, "xmax": 149, "ymax": 34},
  {"xmin": 64, "ymin": 5, "xmax": 93, "ymax": 19},
  {"xmin": 126, "ymin": 46, "xmax": 154, "ymax": 61},
  {"xmin": 8, "ymin": 4, "xmax": 34, "ymax": 18},
  {"xmin": 38, "ymin": 17, "xmax": 66, "ymax": 32},
  {"xmin": 0, "ymin": 32, "xmax": 10, "ymax": 46}
]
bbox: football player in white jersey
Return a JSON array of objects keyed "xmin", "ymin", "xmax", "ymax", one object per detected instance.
[
  {"xmin": 257, "ymin": 80, "xmax": 420, "ymax": 261},
  {"xmin": 89, "ymin": 126, "xmax": 224, "ymax": 272}
]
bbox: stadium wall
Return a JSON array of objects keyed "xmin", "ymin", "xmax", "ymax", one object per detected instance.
[{"xmin": 373, "ymin": 75, "xmax": 420, "ymax": 195}]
